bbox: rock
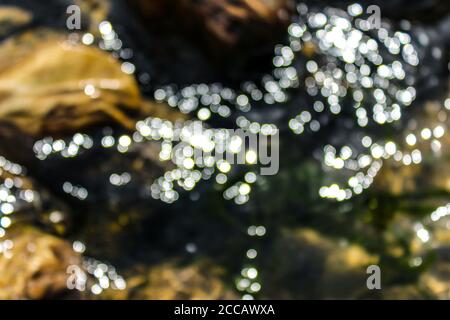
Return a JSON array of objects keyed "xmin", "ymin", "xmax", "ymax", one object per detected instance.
[
  {"xmin": 178, "ymin": 0, "xmax": 290, "ymax": 46},
  {"xmin": 418, "ymin": 220, "xmax": 450, "ymax": 299},
  {"xmin": 74, "ymin": 0, "xmax": 111, "ymax": 33},
  {"xmin": 381, "ymin": 285, "xmax": 424, "ymax": 299},
  {"xmin": 420, "ymin": 271, "xmax": 450, "ymax": 299},
  {"xmin": 0, "ymin": 7, "xmax": 32, "ymax": 37},
  {"xmin": 0, "ymin": 227, "xmax": 81, "ymax": 299},
  {"xmin": 0, "ymin": 31, "xmax": 142, "ymax": 137},
  {"xmin": 100, "ymin": 261, "xmax": 237, "ymax": 300},
  {"xmin": 262, "ymin": 228, "xmax": 378, "ymax": 299},
  {"xmin": 373, "ymin": 100, "xmax": 450, "ymax": 195},
  {"xmin": 0, "ymin": 155, "xmax": 72, "ymax": 237},
  {"xmin": 129, "ymin": 0, "xmax": 291, "ymax": 55},
  {"xmin": 0, "ymin": 28, "xmax": 184, "ymax": 165}
]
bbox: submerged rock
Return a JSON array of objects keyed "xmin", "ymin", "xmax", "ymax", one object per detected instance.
[
  {"xmin": 99, "ymin": 261, "xmax": 237, "ymax": 300},
  {"xmin": 129, "ymin": 0, "xmax": 290, "ymax": 57},
  {"xmin": 0, "ymin": 27, "xmax": 183, "ymax": 165},
  {"xmin": 0, "ymin": 31, "xmax": 142, "ymax": 137},
  {"xmin": 262, "ymin": 228, "xmax": 378, "ymax": 299},
  {"xmin": 74, "ymin": 0, "xmax": 111, "ymax": 33},
  {"xmin": 0, "ymin": 6, "xmax": 32, "ymax": 37},
  {"xmin": 0, "ymin": 227, "xmax": 81, "ymax": 299}
]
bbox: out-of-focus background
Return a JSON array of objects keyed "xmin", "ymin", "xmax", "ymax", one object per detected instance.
[{"xmin": 0, "ymin": 0, "xmax": 448, "ymax": 300}]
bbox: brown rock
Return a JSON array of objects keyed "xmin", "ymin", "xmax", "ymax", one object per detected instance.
[
  {"xmin": 0, "ymin": 29, "xmax": 184, "ymax": 165},
  {"xmin": 381, "ymin": 285, "xmax": 424, "ymax": 300},
  {"xmin": 0, "ymin": 157, "xmax": 72, "ymax": 236},
  {"xmin": 263, "ymin": 228, "xmax": 378, "ymax": 299},
  {"xmin": 0, "ymin": 31, "xmax": 142, "ymax": 137},
  {"xmin": 74, "ymin": 0, "xmax": 111, "ymax": 33},
  {"xmin": 178, "ymin": 0, "xmax": 290, "ymax": 45},
  {"xmin": 373, "ymin": 100, "xmax": 450, "ymax": 195},
  {"xmin": 0, "ymin": 227, "xmax": 81, "ymax": 299},
  {"xmin": 129, "ymin": 0, "xmax": 291, "ymax": 54},
  {"xmin": 101, "ymin": 262, "xmax": 236, "ymax": 300},
  {"xmin": 0, "ymin": 7, "xmax": 32, "ymax": 37}
]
